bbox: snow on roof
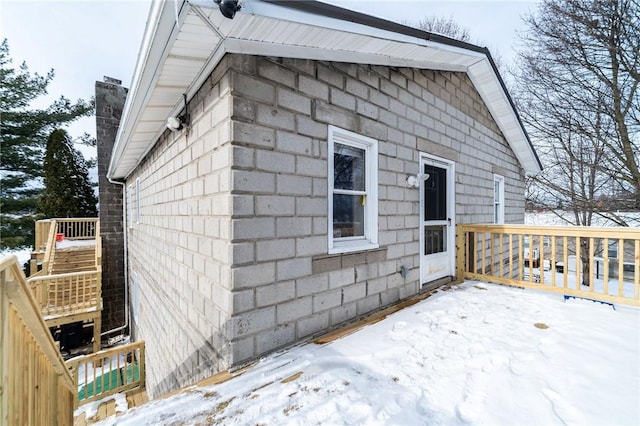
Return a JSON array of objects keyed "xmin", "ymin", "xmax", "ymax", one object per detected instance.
[
  {"xmin": 108, "ymin": 0, "xmax": 542, "ymax": 180},
  {"xmin": 99, "ymin": 282, "xmax": 640, "ymax": 424}
]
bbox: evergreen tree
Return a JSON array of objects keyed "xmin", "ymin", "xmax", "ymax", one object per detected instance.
[
  {"xmin": 0, "ymin": 39, "xmax": 93, "ymax": 248},
  {"xmin": 39, "ymin": 129, "xmax": 97, "ymax": 218}
]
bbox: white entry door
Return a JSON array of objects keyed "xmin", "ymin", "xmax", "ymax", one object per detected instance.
[{"xmin": 419, "ymin": 154, "xmax": 456, "ymax": 285}]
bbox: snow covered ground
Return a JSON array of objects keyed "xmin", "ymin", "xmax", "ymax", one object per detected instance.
[
  {"xmin": 97, "ymin": 282, "xmax": 640, "ymax": 425},
  {"xmin": 525, "ymin": 210, "xmax": 640, "ymax": 227}
]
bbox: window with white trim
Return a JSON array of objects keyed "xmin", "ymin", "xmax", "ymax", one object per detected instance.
[
  {"xmin": 607, "ymin": 241, "xmax": 618, "ymax": 259},
  {"xmin": 328, "ymin": 126, "xmax": 378, "ymax": 254},
  {"xmin": 493, "ymin": 174, "xmax": 505, "ymax": 224},
  {"xmin": 127, "ymin": 184, "xmax": 134, "ymax": 229},
  {"xmin": 136, "ymin": 178, "xmax": 141, "ymax": 224}
]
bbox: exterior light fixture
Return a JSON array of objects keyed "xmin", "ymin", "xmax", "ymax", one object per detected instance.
[
  {"xmin": 166, "ymin": 116, "xmax": 186, "ymax": 132},
  {"xmin": 406, "ymin": 173, "xmax": 430, "ymax": 188},
  {"xmin": 167, "ymin": 94, "xmax": 189, "ymax": 132},
  {"xmin": 215, "ymin": 0, "xmax": 241, "ymax": 19}
]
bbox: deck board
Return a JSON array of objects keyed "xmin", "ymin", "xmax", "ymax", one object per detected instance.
[{"xmin": 74, "ymin": 388, "xmax": 148, "ymax": 425}]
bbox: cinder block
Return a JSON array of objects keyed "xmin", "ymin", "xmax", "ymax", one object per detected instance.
[
  {"xmin": 330, "ymin": 88, "xmax": 356, "ymax": 110},
  {"xmin": 277, "ymin": 257, "xmax": 312, "ymax": 281},
  {"xmin": 255, "ymin": 195, "xmax": 295, "ymax": 216},
  {"xmin": 276, "ymin": 131, "xmax": 313, "ymax": 155},
  {"xmin": 276, "ymin": 217, "xmax": 312, "ymax": 238},
  {"xmin": 313, "ymin": 101, "xmax": 356, "ymax": 130},
  {"xmin": 255, "ymin": 323, "xmax": 296, "ymax": 355},
  {"xmin": 345, "ymin": 78, "xmax": 368, "ymax": 99},
  {"xmin": 295, "ymin": 197, "xmax": 326, "ymax": 216},
  {"xmin": 231, "ymin": 262, "xmax": 275, "ymax": 289},
  {"xmin": 230, "ymin": 335, "xmax": 255, "ymax": 364},
  {"xmin": 256, "ymin": 105, "xmax": 295, "ymax": 131},
  {"xmin": 295, "ymin": 235, "xmax": 326, "ymax": 257},
  {"xmin": 256, "ymin": 238, "xmax": 296, "ymax": 262},
  {"xmin": 296, "ymin": 116, "xmax": 327, "ymax": 139},
  {"xmin": 380, "ymin": 287, "xmax": 400, "ymax": 306},
  {"xmin": 341, "ymin": 282, "xmax": 366, "ymax": 304},
  {"xmin": 229, "ymin": 306, "xmax": 276, "ymax": 338},
  {"xmin": 356, "ymin": 294, "xmax": 381, "ymax": 316},
  {"xmin": 299, "ymin": 75, "xmax": 329, "ymax": 101},
  {"xmin": 276, "ymin": 296, "xmax": 312, "ymax": 324},
  {"xmin": 232, "ymin": 121, "xmax": 275, "ymax": 149},
  {"xmin": 231, "ymin": 217, "xmax": 275, "ymax": 240},
  {"xmin": 232, "ymin": 73, "xmax": 275, "ymax": 104},
  {"xmin": 296, "ymin": 273, "xmax": 328, "ymax": 297},
  {"xmin": 231, "ymin": 170, "xmax": 275, "ymax": 194},
  {"xmin": 256, "ymin": 150, "xmax": 295, "ymax": 174},
  {"xmin": 256, "ymin": 280, "xmax": 295, "ymax": 307},
  {"xmin": 276, "ymin": 174, "xmax": 312, "ymax": 196},
  {"xmin": 296, "ymin": 311, "xmax": 329, "ymax": 338},
  {"xmin": 312, "ymin": 288, "xmax": 342, "ymax": 313},
  {"xmin": 311, "ymin": 255, "xmax": 341, "ymax": 274},
  {"xmin": 327, "ymin": 268, "xmax": 355, "ymax": 290},
  {"xmin": 329, "ymin": 302, "xmax": 357, "ymax": 326},
  {"xmin": 341, "ymin": 252, "xmax": 367, "ymax": 268},
  {"xmin": 317, "ymin": 63, "xmax": 344, "ymax": 88},
  {"xmin": 257, "ymin": 60, "xmax": 296, "ymax": 87},
  {"xmin": 277, "ymin": 88, "xmax": 312, "ymax": 115},
  {"xmin": 367, "ymin": 277, "xmax": 387, "ymax": 295},
  {"xmin": 232, "ymin": 289, "xmax": 255, "ymax": 313},
  {"xmin": 295, "ymin": 156, "xmax": 326, "ymax": 177}
]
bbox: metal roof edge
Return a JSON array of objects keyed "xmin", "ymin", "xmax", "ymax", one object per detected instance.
[{"xmin": 108, "ymin": 0, "xmax": 190, "ymax": 179}]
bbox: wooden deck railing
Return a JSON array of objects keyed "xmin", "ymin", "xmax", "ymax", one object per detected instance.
[
  {"xmin": 457, "ymin": 224, "xmax": 640, "ymax": 307},
  {"xmin": 28, "ymin": 269, "xmax": 102, "ymax": 318},
  {"xmin": 55, "ymin": 218, "xmax": 99, "ymax": 240},
  {"xmin": 1, "ymin": 256, "xmax": 75, "ymax": 425},
  {"xmin": 66, "ymin": 341, "xmax": 145, "ymax": 408}
]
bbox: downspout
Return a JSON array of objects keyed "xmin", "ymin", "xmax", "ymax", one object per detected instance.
[{"xmin": 100, "ymin": 177, "xmax": 130, "ymax": 338}]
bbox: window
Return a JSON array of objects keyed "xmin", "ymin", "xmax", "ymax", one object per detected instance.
[
  {"xmin": 135, "ymin": 178, "xmax": 141, "ymax": 224},
  {"xmin": 493, "ymin": 174, "xmax": 505, "ymax": 224},
  {"xmin": 328, "ymin": 126, "xmax": 378, "ymax": 254},
  {"xmin": 127, "ymin": 184, "xmax": 134, "ymax": 229}
]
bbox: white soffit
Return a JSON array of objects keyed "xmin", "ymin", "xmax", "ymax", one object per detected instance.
[{"xmin": 109, "ymin": 0, "xmax": 541, "ymax": 180}]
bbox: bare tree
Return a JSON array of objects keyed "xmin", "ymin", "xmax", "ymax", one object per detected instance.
[
  {"xmin": 515, "ymin": 0, "xmax": 639, "ymax": 284},
  {"xmin": 516, "ymin": 0, "xmax": 640, "ymax": 225},
  {"xmin": 415, "ymin": 15, "xmax": 471, "ymax": 42}
]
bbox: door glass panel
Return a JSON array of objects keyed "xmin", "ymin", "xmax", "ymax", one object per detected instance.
[
  {"xmin": 423, "ymin": 164, "xmax": 447, "ymax": 221},
  {"xmin": 334, "ymin": 143, "xmax": 365, "ymax": 191},
  {"xmin": 424, "ymin": 225, "xmax": 446, "ymax": 255},
  {"xmin": 333, "ymin": 194, "xmax": 365, "ymax": 238}
]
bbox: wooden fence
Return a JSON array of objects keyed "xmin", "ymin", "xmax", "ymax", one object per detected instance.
[
  {"xmin": 1, "ymin": 256, "xmax": 75, "ymax": 425},
  {"xmin": 55, "ymin": 218, "xmax": 99, "ymax": 240},
  {"xmin": 457, "ymin": 225, "xmax": 640, "ymax": 307},
  {"xmin": 66, "ymin": 341, "xmax": 145, "ymax": 408}
]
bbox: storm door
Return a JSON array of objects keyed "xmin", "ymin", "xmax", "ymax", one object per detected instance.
[{"xmin": 420, "ymin": 154, "xmax": 455, "ymax": 284}]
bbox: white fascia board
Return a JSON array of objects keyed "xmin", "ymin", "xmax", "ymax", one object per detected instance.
[
  {"xmin": 468, "ymin": 60, "xmax": 541, "ymax": 176},
  {"xmin": 108, "ymin": 0, "xmax": 190, "ymax": 180}
]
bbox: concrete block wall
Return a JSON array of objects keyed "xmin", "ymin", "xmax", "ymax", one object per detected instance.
[
  {"xmin": 125, "ymin": 57, "xmax": 237, "ymax": 398},
  {"xmin": 125, "ymin": 53, "xmax": 525, "ymax": 396},
  {"xmin": 225, "ymin": 55, "xmax": 525, "ymax": 365}
]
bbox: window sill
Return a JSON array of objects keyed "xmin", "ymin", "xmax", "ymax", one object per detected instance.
[{"xmin": 328, "ymin": 242, "xmax": 379, "ymax": 255}]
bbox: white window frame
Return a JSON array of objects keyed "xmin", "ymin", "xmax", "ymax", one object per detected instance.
[
  {"xmin": 493, "ymin": 174, "xmax": 505, "ymax": 224},
  {"xmin": 127, "ymin": 184, "xmax": 134, "ymax": 229},
  {"xmin": 328, "ymin": 125, "xmax": 378, "ymax": 254},
  {"xmin": 135, "ymin": 178, "xmax": 141, "ymax": 224}
]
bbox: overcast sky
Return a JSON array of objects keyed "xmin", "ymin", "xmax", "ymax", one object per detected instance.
[{"xmin": 1, "ymin": 0, "xmax": 540, "ymax": 154}]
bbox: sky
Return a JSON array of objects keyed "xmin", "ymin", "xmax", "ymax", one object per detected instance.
[
  {"xmin": 1, "ymin": 0, "xmax": 540, "ymax": 156},
  {"xmin": 76, "ymin": 281, "xmax": 640, "ymax": 425}
]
